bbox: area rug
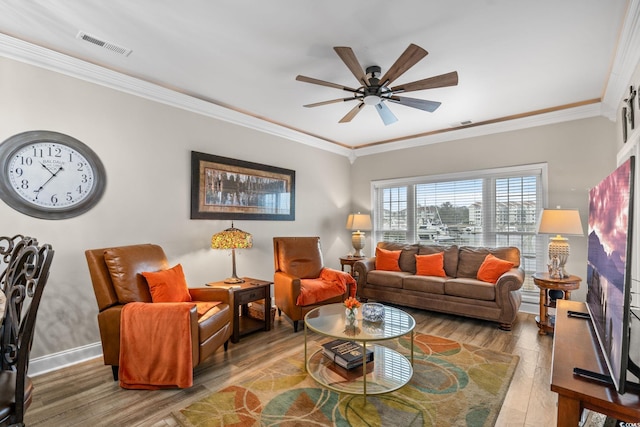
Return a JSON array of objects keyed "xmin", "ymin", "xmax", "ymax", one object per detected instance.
[{"xmin": 174, "ymin": 333, "xmax": 519, "ymax": 427}]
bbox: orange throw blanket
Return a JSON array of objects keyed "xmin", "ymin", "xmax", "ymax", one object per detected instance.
[
  {"xmin": 297, "ymin": 268, "xmax": 357, "ymax": 306},
  {"xmin": 119, "ymin": 302, "xmax": 196, "ymax": 390}
]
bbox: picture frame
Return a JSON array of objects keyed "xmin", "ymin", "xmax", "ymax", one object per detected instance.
[{"xmin": 190, "ymin": 151, "xmax": 295, "ymax": 220}]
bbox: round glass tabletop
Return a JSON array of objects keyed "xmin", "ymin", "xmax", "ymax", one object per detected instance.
[{"xmin": 304, "ymin": 303, "xmax": 415, "ymax": 341}]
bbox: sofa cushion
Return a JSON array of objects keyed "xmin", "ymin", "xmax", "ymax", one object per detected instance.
[
  {"xmin": 366, "ymin": 270, "xmax": 409, "ymax": 289},
  {"xmin": 477, "ymin": 254, "xmax": 515, "ymax": 284},
  {"xmin": 104, "ymin": 244, "xmax": 168, "ymax": 304},
  {"xmin": 418, "ymin": 244, "xmax": 458, "ymax": 277},
  {"xmin": 456, "ymin": 246, "xmax": 520, "ymax": 279},
  {"xmin": 445, "ymin": 278, "xmax": 496, "ymax": 301},
  {"xmin": 375, "ymin": 247, "xmax": 402, "ymax": 271},
  {"xmin": 403, "ymin": 275, "xmax": 446, "ymax": 294},
  {"xmin": 142, "ymin": 264, "xmax": 193, "ymax": 303},
  {"xmin": 377, "ymin": 242, "xmax": 419, "ymax": 273},
  {"xmin": 415, "ymin": 253, "xmax": 446, "ymax": 277}
]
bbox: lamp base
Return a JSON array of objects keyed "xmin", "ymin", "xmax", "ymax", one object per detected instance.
[
  {"xmin": 224, "ymin": 276, "xmax": 245, "ymax": 284},
  {"xmin": 352, "ymin": 231, "xmax": 366, "ymax": 257},
  {"xmin": 548, "ymin": 235, "xmax": 570, "ymax": 278}
]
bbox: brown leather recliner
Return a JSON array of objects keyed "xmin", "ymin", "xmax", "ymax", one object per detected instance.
[
  {"xmin": 85, "ymin": 244, "xmax": 233, "ymax": 380},
  {"xmin": 273, "ymin": 237, "xmax": 352, "ymax": 332}
]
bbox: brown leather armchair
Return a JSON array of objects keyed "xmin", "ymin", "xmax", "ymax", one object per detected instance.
[
  {"xmin": 273, "ymin": 237, "xmax": 353, "ymax": 332},
  {"xmin": 85, "ymin": 244, "xmax": 233, "ymax": 380}
]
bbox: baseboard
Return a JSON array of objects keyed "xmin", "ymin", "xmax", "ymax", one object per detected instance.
[
  {"xmin": 29, "ymin": 342, "xmax": 103, "ymax": 377},
  {"xmin": 519, "ymin": 295, "xmax": 539, "ymax": 315}
]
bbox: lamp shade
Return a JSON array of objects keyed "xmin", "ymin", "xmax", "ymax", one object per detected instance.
[
  {"xmin": 211, "ymin": 223, "xmax": 253, "ymax": 249},
  {"xmin": 346, "ymin": 213, "xmax": 372, "ymax": 231},
  {"xmin": 211, "ymin": 222, "xmax": 252, "ymax": 284},
  {"xmin": 536, "ymin": 209, "xmax": 584, "ymax": 236}
]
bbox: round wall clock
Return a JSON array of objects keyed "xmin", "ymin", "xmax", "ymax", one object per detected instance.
[{"xmin": 0, "ymin": 130, "xmax": 106, "ymax": 219}]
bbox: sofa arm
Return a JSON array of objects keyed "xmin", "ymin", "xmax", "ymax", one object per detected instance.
[
  {"xmin": 353, "ymin": 258, "xmax": 375, "ymax": 295},
  {"xmin": 189, "ymin": 287, "xmax": 233, "ymax": 305},
  {"xmin": 494, "ymin": 267, "xmax": 525, "ymax": 328},
  {"xmin": 495, "ymin": 267, "xmax": 525, "ymax": 293},
  {"xmin": 274, "ymin": 271, "xmax": 301, "ymax": 308}
]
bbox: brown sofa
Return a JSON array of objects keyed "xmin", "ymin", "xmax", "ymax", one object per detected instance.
[
  {"xmin": 86, "ymin": 244, "xmax": 233, "ymax": 380},
  {"xmin": 354, "ymin": 242, "xmax": 524, "ymax": 330}
]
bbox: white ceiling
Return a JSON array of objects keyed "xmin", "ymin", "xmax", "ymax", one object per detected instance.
[{"xmin": 0, "ymin": 1, "xmax": 638, "ymax": 158}]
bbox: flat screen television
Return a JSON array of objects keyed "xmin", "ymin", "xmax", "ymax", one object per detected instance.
[{"xmin": 584, "ymin": 155, "xmax": 639, "ymax": 394}]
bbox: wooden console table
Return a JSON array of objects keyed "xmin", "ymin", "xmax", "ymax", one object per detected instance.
[{"xmin": 551, "ymin": 300, "xmax": 640, "ymax": 426}]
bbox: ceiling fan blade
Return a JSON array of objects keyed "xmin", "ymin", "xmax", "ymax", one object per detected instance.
[
  {"xmin": 339, "ymin": 102, "xmax": 365, "ymax": 123},
  {"xmin": 379, "ymin": 44, "xmax": 428, "ymax": 86},
  {"xmin": 388, "ymin": 96, "xmax": 441, "ymax": 112},
  {"xmin": 333, "ymin": 47, "xmax": 367, "ymax": 85},
  {"xmin": 390, "ymin": 71, "xmax": 459, "ymax": 93},
  {"xmin": 375, "ymin": 102, "xmax": 398, "ymax": 126},
  {"xmin": 296, "ymin": 75, "xmax": 359, "ymax": 93},
  {"xmin": 303, "ymin": 97, "xmax": 359, "ymax": 108}
]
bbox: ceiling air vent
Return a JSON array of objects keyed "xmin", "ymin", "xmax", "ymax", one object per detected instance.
[
  {"xmin": 450, "ymin": 120, "xmax": 473, "ymax": 127},
  {"xmin": 76, "ymin": 31, "xmax": 132, "ymax": 57}
]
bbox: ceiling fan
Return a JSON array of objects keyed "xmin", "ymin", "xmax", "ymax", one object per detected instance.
[{"xmin": 296, "ymin": 44, "xmax": 458, "ymax": 126}]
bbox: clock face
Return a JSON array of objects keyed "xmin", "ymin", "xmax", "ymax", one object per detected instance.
[{"xmin": 0, "ymin": 131, "xmax": 106, "ymax": 219}]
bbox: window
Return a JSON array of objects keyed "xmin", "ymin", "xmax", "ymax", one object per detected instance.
[{"xmin": 372, "ymin": 164, "xmax": 547, "ymax": 292}]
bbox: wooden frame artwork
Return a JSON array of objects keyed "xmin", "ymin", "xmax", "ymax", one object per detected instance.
[{"xmin": 190, "ymin": 151, "xmax": 295, "ymax": 220}]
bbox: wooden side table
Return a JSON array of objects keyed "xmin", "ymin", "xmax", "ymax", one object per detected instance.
[
  {"xmin": 532, "ymin": 272, "xmax": 581, "ymax": 335},
  {"xmin": 207, "ymin": 277, "xmax": 273, "ymax": 343},
  {"xmin": 339, "ymin": 256, "xmax": 364, "ymax": 276}
]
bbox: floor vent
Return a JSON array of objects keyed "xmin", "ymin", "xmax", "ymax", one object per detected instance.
[{"xmin": 76, "ymin": 31, "xmax": 132, "ymax": 57}]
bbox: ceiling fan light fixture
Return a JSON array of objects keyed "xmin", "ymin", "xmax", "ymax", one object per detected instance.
[{"xmin": 364, "ymin": 95, "xmax": 382, "ymax": 106}]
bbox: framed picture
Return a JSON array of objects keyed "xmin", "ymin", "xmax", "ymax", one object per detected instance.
[{"xmin": 191, "ymin": 151, "xmax": 295, "ymax": 220}]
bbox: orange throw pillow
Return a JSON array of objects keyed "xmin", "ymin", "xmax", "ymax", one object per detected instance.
[
  {"xmin": 142, "ymin": 264, "xmax": 192, "ymax": 303},
  {"xmin": 415, "ymin": 252, "xmax": 446, "ymax": 277},
  {"xmin": 477, "ymin": 254, "xmax": 514, "ymax": 284},
  {"xmin": 375, "ymin": 247, "xmax": 402, "ymax": 271}
]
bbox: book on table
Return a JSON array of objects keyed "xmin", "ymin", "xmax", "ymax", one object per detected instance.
[{"xmin": 321, "ymin": 339, "xmax": 374, "ymax": 370}]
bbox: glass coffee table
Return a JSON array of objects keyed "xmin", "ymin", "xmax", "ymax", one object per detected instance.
[{"xmin": 304, "ymin": 303, "xmax": 415, "ymax": 399}]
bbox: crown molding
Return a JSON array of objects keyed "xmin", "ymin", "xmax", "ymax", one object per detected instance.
[
  {"xmin": 0, "ymin": 33, "xmax": 352, "ymax": 158},
  {"xmin": 601, "ymin": 0, "xmax": 640, "ymax": 119},
  {"xmin": 1, "ymin": 13, "xmax": 635, "ymax": 160},
  {"xmin": 352, "ymin": 103, "xmax": 604, "ymax": 157}
]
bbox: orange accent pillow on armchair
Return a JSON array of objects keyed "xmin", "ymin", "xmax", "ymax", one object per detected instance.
[
  {"xmin": 477, "ymin": 254, "xmax": 514, "ymax": 284},
  {"xmin": 375, "ymin": 247, "xmax": 402, "ymax": 271},
  {"xmin": 142, "ymin": 264, "xmax": 193, "ymax": 303},
  {"xmin": 415, "ymin": 252, "xmax": 446, "ymax": 277}
]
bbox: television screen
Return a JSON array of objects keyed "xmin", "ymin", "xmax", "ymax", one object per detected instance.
[{"xmin": 586, "ymin": 156, "xmax": 635, "ymax": 393}]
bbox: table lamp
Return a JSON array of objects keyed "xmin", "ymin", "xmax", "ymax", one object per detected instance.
[
  {"xmin": 211, "ymin": 222, "xmax": 253, "ymax": 284},
  {"xmin": 536, "ymin": 208, "xmax": 583, "ymax": 278},
  {"xmin": 346, "ymin": 212, "xmax": 372, "ymax": 257}
]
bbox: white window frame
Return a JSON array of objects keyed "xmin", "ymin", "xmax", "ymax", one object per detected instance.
[{"xmin": 371, "ymin": 163, "xmax": 548, "ymax": 299}]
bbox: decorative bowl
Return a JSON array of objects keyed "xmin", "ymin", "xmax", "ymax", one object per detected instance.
[{"xmin": 361, "ymin": 303, "xmax": 385, "ymax": 322}]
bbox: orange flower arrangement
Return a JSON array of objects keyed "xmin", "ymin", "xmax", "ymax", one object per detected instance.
[{"xmin": 343, "ymin": 297, "xmax": 361, "ymax": 310}]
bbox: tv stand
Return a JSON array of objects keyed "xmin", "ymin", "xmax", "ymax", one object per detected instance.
[{"xmin": 551, "ymin": 300, "xmax": 640, "ymax": 426}]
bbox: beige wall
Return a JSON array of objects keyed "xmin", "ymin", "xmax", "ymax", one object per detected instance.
[
  {"xmin": 0, "ymin": 52, "xmax": 627, "ymax": 368},
  {"xmin": 350, "ymin": 117, "xmax": 619, "ymax": 302},
  {"xmin": 0, "ymin": 57, "xmax": 353, "ymax": 360}
]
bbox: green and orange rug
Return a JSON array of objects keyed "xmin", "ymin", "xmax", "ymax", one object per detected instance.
[{"xmin": 174, "ymin": 333, "xmax": 518, "ymax": 426}]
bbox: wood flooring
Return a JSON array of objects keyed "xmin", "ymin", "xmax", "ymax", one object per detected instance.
[{"xmin": 24, "ymin": 308, "xmax": 557, "ymax": 426}]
